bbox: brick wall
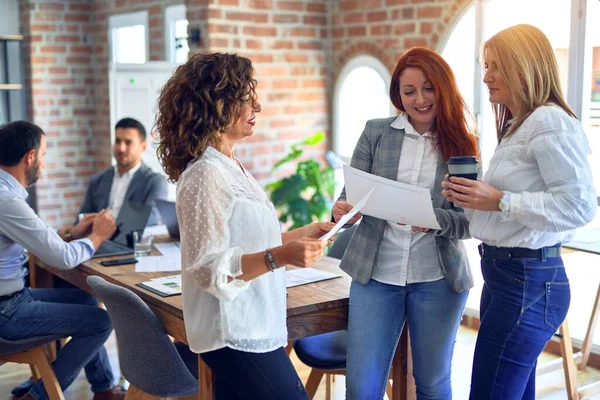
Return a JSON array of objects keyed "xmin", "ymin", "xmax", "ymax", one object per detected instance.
[
  {"xmin": 331, "ymin": 0, "xmax": 472, "ymax": 81},
  {"xmin": 19, "ymin": 0, "xmax": 96, "ymax": 226},
  {"xmin": 186, "ymin": 0, "xmax": 331, "ymax": 182},
  {"xmin": 20, "ymin": 0, "xmax": 469, "ymax": 227},
  {"xmin": 91, "ymin": 0, "xmax": 180, "ymax": 171}
]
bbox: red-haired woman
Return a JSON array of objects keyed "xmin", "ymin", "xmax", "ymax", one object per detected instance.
[{"xmin": 332, "ymin": 47, "xmax": 479, "ymax": 399}]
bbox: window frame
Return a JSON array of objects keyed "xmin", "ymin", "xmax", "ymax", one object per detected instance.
[
  {"xmin": 164, "ymin": 4, "xmax": 188, "ymax": 65},
  {"xmin": 332, "ymin": 55, "xmax": 395, "ymax": 162},
  {"xmin": 108, "ymin": 10, "xmax": 149, "ymax": 64}
]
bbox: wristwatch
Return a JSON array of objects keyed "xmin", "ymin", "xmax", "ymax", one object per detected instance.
[{"xmin": 498, "ymin": 191, "xmax": 511, "ymax": 215}]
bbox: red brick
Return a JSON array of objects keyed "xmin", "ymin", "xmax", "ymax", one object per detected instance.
[
  {"xmin": 348, "ymin": 26, "xmax": 367, "ymax": 36},
  {"xmin": 209, "ymin": 24, "xmax": 238, "ymax": 34},
  {"xmin": 364, "ymin": 0, "xmax": 384, "ymax": 7},
  {"xmin": 248, "ymin": 0, "xmax": 273, "ymax": 8},
  {"xmin": 246, "ymin": 39, "xmax": 263, "ymax": 49},
  {"xmin": 371, "ymin": 25, "xmax": 392, "ymax": 35},
  {"xmin": 54, "ymin": 34, "xmax": 82, "ymax": 43},
  {"xmin": 307, "ymin": 2, "xmax": 327, "ymax": 13},
  {"xmin": 65, "ymin": 14, "xmax": 90, "ymax": 22},
  {"xmin": 278, "ymin": 1, "xmax": 303, "ymax": 11},
  {"xmin": 289, "ymin": 28, "xmax": 316, "ymax": 38},
  {"xmin": 387, "ymin": 0, "xmax": 409, "ymax": 5},
  {"xmin": 69, "ymin": 3, "xmax": 91, "ymax": 12},
  {"xmin": 273, "ymin": 14, "xmax": 299, "ymax": 23},
  {"xmin": 417, "ymin": 6, "xmax": 442, "ymax": 18},
  {"xmin": 395, "ymin": 22, "xmax": 416, "ymax": 34},
  {"xmin": 40, "ymin": 45, "xmax": 66, "ymax": 53},
  {"xmin": 341, "ymin": 0, "xmax": 359, "ymax": 10},
  {"xmin": 298, "ymin": 41, "xmax": 322, "ymax": 50},
  {"xmin": 420, "ymin": 22, "xmax": 434, "ymax": 34},
  {"xmin": 367, "ymin": 11, "xmax": 388, "ymax": 22},
  {"xmin": 272, "ymin": 80, "xmax": 298, "ymax": 89},
  {"xmin": 39, "ymin": 3, "xmax": 64, "ymax": 11},
  {"xmin": 284, "ymin": 53, "xmax": 309, "ymax": 63},
  {"xmin": 271, "ymin": 40, "xmax": 294, "ymax": 49},
  {"xmin": 243, "ymin": 26, "xmax": 277, "ymax": 36},
  {"xmin": 220, "ymin": 0, "xmax": 240, "ymax": 4},
  {"xmin": 304, "ymin": 15, "xmax": 327, "ymax": 25},
  {"xmin": 343, "ymin": 13, "xmax": 364, "ymax": 24}
]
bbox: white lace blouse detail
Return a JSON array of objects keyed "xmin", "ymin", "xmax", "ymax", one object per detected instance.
[{"xmin": 177, "ymin": 146, "xmax": 287, "ymax": 353}]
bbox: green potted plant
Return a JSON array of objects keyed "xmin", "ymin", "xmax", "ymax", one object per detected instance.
[{"xmin": 265, "ymin": 132, "xmax": 336, "ymax": 230}]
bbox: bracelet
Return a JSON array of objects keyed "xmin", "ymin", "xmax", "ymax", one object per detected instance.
[{"xmin": 264, "ymin": 248, "xmax": 280, "ymax": 272}]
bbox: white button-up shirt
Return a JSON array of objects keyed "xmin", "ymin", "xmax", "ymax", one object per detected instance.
[
  {"xmin": 109, "ymin": 162, "xmax": 141, "ymax": 218},
  {"xmin": 469, "ymin": 105, "xmax": 597, "ymax": 248},
  {"xmin": 373, "ymin": 113, "xmax": 444, "ymax": 286},
  {"xmin": 177, "ymin": 146, "xmax": 287, "ymax": 354}
]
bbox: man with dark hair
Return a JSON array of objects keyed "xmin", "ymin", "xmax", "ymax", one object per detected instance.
[
  {"xmin": 0, "ymin": 121, "xmax": 125, "ymax": 400},
  {"xmin": 78, "ymin": 117, "xmax": 167, "ymax": 226}
]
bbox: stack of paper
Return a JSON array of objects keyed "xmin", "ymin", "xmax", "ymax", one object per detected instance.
[
  {"xmin": 135, "ymin": 256, "xmax": 181, "ymax": 272},
  {"xmin": 137, "ymin": 274, "xmax": 182, "ymax": 297}
]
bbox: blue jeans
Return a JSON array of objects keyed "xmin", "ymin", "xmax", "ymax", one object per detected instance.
[
  {"xmin": 0, "ymin": 288, "xmax": 115, "ymax": 399},
  {"xmin": 200, "ymin": 346, "xmax": 309, "ymax": 400},
  {"xmin": 469, "ymin": 249, "xmax": 570, "ymax": 400},
  {"xmin": 346, "ymin": 278, "xmax": 468, "ymax": 400}
]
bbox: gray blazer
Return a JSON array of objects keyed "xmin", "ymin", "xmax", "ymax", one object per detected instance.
[
  {"xmin": 78, "ymin": 163, "xmax": 168, "ymax": 226},
  {"xmin": 337, "ymin": 117, "xmax": 474, "ymax": 293}
]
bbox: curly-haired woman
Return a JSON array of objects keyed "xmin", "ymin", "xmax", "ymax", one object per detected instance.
[{"xmin": 155, "ymin": 52, "xmax": 332, "ymax": 400}]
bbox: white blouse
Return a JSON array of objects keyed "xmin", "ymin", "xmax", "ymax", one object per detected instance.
[
  {"xmin": 469, "ymin": 105, "xmax": 597, "ymax": 248},
  {"xmin": 177, "ymin": 146, "xmax": 287, "ymax": 354}
]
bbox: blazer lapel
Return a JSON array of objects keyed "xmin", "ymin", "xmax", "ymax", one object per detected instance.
[
  {"xmin": 376, "ymin": 125, "xmax": 405, "ymax": 181},
  {"xmin": 99, "ymin": 169, "xmax": 115, "ymax": 210},
  {"xmin": 124, "ymin": 164, "xmax": 146, "ymax": 201}
]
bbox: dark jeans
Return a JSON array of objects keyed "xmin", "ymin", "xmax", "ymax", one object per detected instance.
[
  {"xmin": 0, "ymin": 288, "xmax": 115, "ymax": 399},
  {"xmin": 200, "ymin": 346, "xmax": 309, "ymax": 400},
  {"xmin": 469, "ymin": 246, "xmax": 570, "ymax": 400}
]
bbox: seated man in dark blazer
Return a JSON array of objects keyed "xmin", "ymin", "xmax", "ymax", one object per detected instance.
[{"xmin": 79, "ymin": 118, "xmax": 167, "ymax": 226}]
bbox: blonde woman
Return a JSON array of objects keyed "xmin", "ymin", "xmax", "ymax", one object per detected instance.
[{"xmin": 442, "ymin": 24, "xmax": 596, "ymax": 399}]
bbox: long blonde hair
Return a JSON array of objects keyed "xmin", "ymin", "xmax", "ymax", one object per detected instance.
[{"xmin": 483, "ymin": 24, "xmax": 575, "ymax": 141}]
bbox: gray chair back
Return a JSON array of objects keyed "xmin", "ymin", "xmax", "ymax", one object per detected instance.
[{"xmin": 87, "ymin": 276, "xmax": 198, "ymax": 397}]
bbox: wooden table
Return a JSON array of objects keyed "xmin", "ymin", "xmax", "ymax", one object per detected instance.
[{"xmin": 30, "ymin": 246, "xmax": 411, "ymax": 399}]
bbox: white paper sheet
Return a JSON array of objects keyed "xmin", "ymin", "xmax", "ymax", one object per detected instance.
[
  {"xmin": 135, "ymin": 256, "xmax": 181, "ymax": 272},
  {"xmin": 285, "ymin": 267, "xmax": 341, "ymax": 288},
  {"xmin": 144, "ymin": 224, "xmax": 169, "ymax": 236},
  {"xmin": 343, "ymin": 164, "xmax": 441, "ymax": 230},
  {"xmin": 154, "ymin": 242, "xmax": 181, "ymax": 258},
  {"xmin": 320, "ymin": 187, "xmax": 374, "ymax": 242}
]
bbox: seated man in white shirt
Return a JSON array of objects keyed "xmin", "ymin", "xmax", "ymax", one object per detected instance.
[
  {"xmin": 0, "ymin": 121, "xmax": 125, "ymax": 400},
  {"xmin": 78, "ymin": 118, "xmax": 168, "ymax": 226}
]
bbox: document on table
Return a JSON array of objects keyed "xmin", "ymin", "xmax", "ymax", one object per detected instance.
[
  {"xmin": 319, "ymin": 187, "xmax": 374, "ymax": 242},
  {"xmin": 137, "ymin": 274, "xmax": 182, "ymax": 297},
  {"xmin": 154, "ymin": 242, "xmax": 181, "ymax": 258},
  {"xmin": 135, "ymin": 256, "xmax": 181, "ymax": 272},
  {"xmin": 144, "ymin": 224, "xmax": 169, "ymax": 236},
  {"xmin": 343, "ymin": 164, "xmax": 441, "ymax": 230},
  {"xmin": 285, "ymin": 267, "xmax": 341, "ymax": 288}
]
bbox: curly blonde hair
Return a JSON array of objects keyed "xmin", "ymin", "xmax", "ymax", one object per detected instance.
[{"xmin": 155, "ymin": 52, "xmax": 257, "ymax": 182}]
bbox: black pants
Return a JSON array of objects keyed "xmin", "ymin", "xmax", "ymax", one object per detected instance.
[{"xmin": 201, "ymin": 346, "xmax": 309, "ymax": 400}]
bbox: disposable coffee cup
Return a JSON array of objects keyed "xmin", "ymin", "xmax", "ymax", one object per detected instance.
[
  {"xmin": 447, "ymin": 156, "xmax": 478, "ymax": 208},
  {"xmin": 448, "ymin": 156, "xmax": 478, "ymax": 180}
]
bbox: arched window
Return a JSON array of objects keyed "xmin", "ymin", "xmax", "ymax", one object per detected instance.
[{"xmin": 333, "ymin": 56, "xmax": 395, "ymax": 162}]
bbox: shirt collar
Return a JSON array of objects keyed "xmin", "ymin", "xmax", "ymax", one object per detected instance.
[
  {"xmin": 390, "ymin": 113, "xmax": 435, "ymax": 138},
  {"xmin": 0, "ymin": 169, "xmax": 29, "ymax": 200},
  {"xmin": 114, "ymin": 161, "xmax": 142, "ymax": 179}
]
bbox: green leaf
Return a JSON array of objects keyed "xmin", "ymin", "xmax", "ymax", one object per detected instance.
[
  {"xmin": 272, "ymin": 148, "xmax": 303, "ymax": 171},
  {"xmin": 299, "ymin": 132, "xmax": 325, "ymax": 146}
]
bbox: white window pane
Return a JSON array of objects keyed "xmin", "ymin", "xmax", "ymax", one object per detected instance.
[
  {"xmin": 114, "ymin": 25, "xmax": 146, "ymax": 64},
  {"xmin": 175, "ymin": 19, "xmax": 189, "ymax": 64},
  {"xmin": 442, "ymin": 5, "xmax": 476, "ymax": 113},
  {"xmin": 479, "ymin": 0, "xmax": 571, "ymax": 171},
  {"xmin": 337, "ymin": 67, "xmax": 390, "ymax": 159}
]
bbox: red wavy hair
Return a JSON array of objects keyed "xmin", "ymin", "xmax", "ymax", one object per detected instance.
[{"xmin": 390, "ymin": 47, "xmax": 479, "ymax": 161}]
